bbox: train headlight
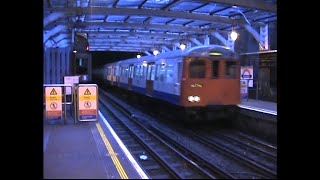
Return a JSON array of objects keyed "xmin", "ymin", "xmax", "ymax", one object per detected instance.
[
  {"xmin": 187, "ymin": 96, "xmax": 201, "ymax": 102},
  {"xmin": 194, "ymin": 96, "xmax": 200, "ymax": 102},
  {"xmin": 188, "ymin": 96, "xmax": 195, "ymax": 102}
]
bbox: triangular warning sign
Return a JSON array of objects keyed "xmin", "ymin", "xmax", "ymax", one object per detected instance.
[
  {"xmin": 50, "ymin": 88, "xmax": 57, "ymax": 95},
  {"xmin": 84, "ymin": 88, "xmax": 91, "ymax": 95}
]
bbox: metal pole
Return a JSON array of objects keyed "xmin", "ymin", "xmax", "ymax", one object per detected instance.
[
  {"xmin": 64, "ymin": 86, "xmax": 66, "ymax": 124},
  {"xmin": 74, "ymin": 85, "xmax": 77, "ymax": 124},
  {"xmin": 247, "ymin": 79, "xmax": 249, "ymax": 101},
  {"xmin": 256, "ymin": 80, "xmax": 259, "ymax": 100}
]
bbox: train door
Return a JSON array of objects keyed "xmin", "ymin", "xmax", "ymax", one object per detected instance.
[
  {"xmin": 146, "ymin": 62, "xmax": 155, "ymax": 96},
  {"xmin": 110, "ymin": 66, "xmax": 114, "ymax": 85},
  {"xmin": 128, "ymin": 64, "xmax": 134, "ymax": 90},
  {"xmin": 174, "ymin": 61, "xmax": 183, "ymax": 95}
]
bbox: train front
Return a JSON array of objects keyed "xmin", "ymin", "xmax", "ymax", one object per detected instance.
[{"xmin": 180, "ymin": 46, "xmax": 240, "ymax": 121}]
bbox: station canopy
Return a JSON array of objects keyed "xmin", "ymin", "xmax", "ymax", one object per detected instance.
[{"xmin": 44, "ymin": 0, "xmax": 277, "ymax": 52}]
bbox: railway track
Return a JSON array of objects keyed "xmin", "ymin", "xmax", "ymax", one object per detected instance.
[
  {"xmin": 99, "ymin": 90, "xmax": 235, "ymax": 179},
  {"xmin": 98, "ymin": 88, "xmax": 277, "ymax": 179}
]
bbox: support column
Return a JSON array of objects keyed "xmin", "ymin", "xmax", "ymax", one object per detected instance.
[
  {"xmin": 204, "ymin": 35, "xmax": 210, "ymax": 45},
  {"xmin": 260, "ymin": 24, "xmax": 269, "ymax": 50},
  {"xmin": 56, "ymin": 49, "xmax": 61, "ymax": 83},
  {"xmin": 51, "ymin": 49, "xmax": 56, "ymax": 83}
]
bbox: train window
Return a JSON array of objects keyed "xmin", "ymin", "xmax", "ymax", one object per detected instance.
[
  {"xmin": 129, "ymin": 65, "xmax": 134, "ymax": 78},
  {"xmin": 159, "ymin": 65, "xmax": 166, "ymax": 82},
  {"xmin": 212, "ymin": 61, "xmax": 219, "ymax": 79},
  {"xmin": 177, "ymin": 62, "xmax": 182, "ymax": 82},
  {"xmin": 113, "ymin": 67, "xmax": 116, "ymax": 76},
  {"xmin": 135, "ymin": 65, "xmax": 139, "ymax": 78},
  {"xmin": 125, "ymin": 66, "xmax": 129, "ymax": 77},
  {"xmin": 150, "ymin": 64, "xmax": 155, "ymax": 80},
  {"xmin": 140, "ymin": 66, "xmax": 144, "ymax": 79},
  {"xmin": 147, "ymin": 63, "xmax": 155, "ymax": 80},
  {"xmin": 166, "ymin": 64, "xmax": 174, "ymax": 83},
  {"xmin": 120, "ymin": 67, "xmax": 123, "ymax": 76},
  {"xmin": 225, "ymin": 61, "xmax": 237, "ymax": 79},
  {"xmin": 155, "ymin": 64, "xmax": 159, "ymax": 80},
  {"xmin": 189, "ymin": 61, "xmax": 205, "ymax": 78}
]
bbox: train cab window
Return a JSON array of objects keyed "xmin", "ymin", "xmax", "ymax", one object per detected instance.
[
  {"xmin": 212, "ymin": 61, "xmax": 219, "ymax": 79},
  {"xmin": 225, "ymin": 61, "xmax": 237, "ymax": 79},
  {"xmin": 189, "ymin": 61, "xmax": 205, "ymax": 78}
]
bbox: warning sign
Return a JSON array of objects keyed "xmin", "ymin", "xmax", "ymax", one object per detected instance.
[
  {"xmin": 50, "ymin": 88, "xmax": 57, "ymax": 95},
  {"xmin": 45, "ymin": 87, "xmax": 62, "ymax": 120},
  {"xmin": 84, "ymin": 101, "xmax": 91, "ymax": 108},
  {"xmin": 84, "ymin": 89, "xmax": 91, "ymax": 95},
  {"xmin": 78, "ymin": 85, "xmax": 98, "ymax": 121}
]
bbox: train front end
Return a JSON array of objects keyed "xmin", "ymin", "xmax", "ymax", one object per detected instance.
[{"xmin": 180, "ymin": 46, "xmax": 240, "ymax": 121}]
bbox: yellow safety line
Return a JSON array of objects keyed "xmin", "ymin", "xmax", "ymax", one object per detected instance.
[{"xmin": 96, "ymin": 123, "xmax": 129, "ymax": 179}]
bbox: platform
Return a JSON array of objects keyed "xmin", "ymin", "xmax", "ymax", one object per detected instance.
[
  {"xmin": 43, "ymin": 110, "xmax": 149, "ymax": 179},
  {"xmin": 238, "ymin": 99, "xmax": 277, "ymax": 115}
]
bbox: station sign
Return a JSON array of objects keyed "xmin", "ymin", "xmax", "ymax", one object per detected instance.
[
  {"xmin": 77, "ymin": 85, "xmax": 98, "ymax": 121},
  {"xmin": 241, "ymin": 66, "xmax": 253, "ymax": 87},
  {"xmin": 45, "ymin": 87, "xmax": 62, "ymax": 120}
]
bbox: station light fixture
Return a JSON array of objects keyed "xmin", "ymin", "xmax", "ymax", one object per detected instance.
[
  {"xmin": 180, "ymin": 43, "xmax": 186, "ymax": 50},
  {"xmin": 137, "ymin": 54, "xmax": 141, "ymax": 59},
  {"xmin": 230, "ymin": 30, "xmax": 238, "ymax": 41},
  {"xmin": 153, "ymin": 49, "xmax": 159, "ymax": 56}
]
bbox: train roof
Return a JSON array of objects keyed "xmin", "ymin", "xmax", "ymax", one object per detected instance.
[{"xmin": 105, "ymin": 45, "xmax": 238, "ymax": 66}]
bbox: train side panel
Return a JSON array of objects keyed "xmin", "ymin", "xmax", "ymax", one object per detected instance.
[{"xmin": 152, "ymin": 57, "xmax": 183, "ymax": 105}]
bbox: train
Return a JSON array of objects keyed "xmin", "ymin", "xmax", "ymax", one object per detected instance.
[{"xmin": 102, "ymin": 45, "xmax": 240, "ymax": 122}]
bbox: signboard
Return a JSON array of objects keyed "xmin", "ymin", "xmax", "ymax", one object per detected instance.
[
  {"xmin": 240, "ymin": 80, "xmax": 248, "ymax": 99},
  {"xmin": 45, "ymin": 87, "xmax": 62, "ymax": 120},
  {"xmin": 64, "ymin": 76, "xmax": 79, "ymax": 95},
  {"xmin": 241, "ymin": 66, "xmax": 253, "ymax": 87},
  {"xmin": 78, "ymin": 85, "xmax": 98, "ymax": 121}
]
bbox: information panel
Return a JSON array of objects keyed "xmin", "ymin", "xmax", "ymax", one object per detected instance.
[{"xmin": 64, "ymin": 76, "xmax": 79, "ymax": 95}]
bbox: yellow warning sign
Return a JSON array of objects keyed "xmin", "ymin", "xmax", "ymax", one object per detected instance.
[
  {"xmin": 84, "ymin": 88, "xmax": 91, "ymax": 95},
  {"xmin": 78, "ymin": 85, "xmax": 98, "ymax": 121},
  {"xmin": 50, "ymin": 88, "xmax": 57, "ymax": 95},
  {"xmin": 45, "ymin": 87, "xmax": 62, "ymax": 119}
]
